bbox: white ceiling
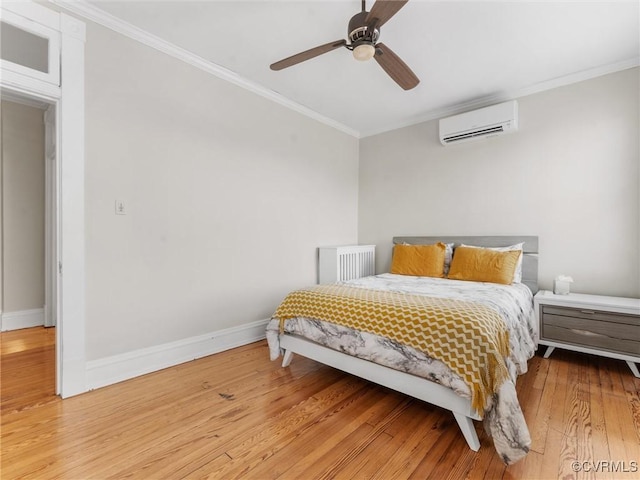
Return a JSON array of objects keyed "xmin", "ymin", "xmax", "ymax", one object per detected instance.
[{"xmin": 79, "ymin": 1, "xmax": 639, "ymax": 137}]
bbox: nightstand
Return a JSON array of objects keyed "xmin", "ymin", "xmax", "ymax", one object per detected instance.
[{"xmin": 534, "ymin": 290, "xmax": 640, "ymax": 378}]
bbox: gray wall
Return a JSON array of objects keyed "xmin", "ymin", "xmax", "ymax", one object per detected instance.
[
  {"xmin": 84, "ymin": 22, "xmax": 360, "ymax": 360},
  {"xmin": 0, "ymin": 100, "xmax": 45, "ymax": 314},
  {"xmin": 359, "ymin": 68, "xmax": 640, "ymax": 297}
]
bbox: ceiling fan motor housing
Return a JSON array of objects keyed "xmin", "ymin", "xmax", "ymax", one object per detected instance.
[{"xmin": 348, "ymin": 11, "xmax": 379, "ymax": 49}]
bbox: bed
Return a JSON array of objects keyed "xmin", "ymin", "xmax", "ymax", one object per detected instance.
[{"xmin": 266, "ymin": 236, "xmax": 539, "ymax": 464}]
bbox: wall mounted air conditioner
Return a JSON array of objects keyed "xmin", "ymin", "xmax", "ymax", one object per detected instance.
[{"xmin": 439, "ymin": 100, "xmax": 518, "ymax": 145}]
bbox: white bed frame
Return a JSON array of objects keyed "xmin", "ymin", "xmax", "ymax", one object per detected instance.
[{"xmin": 279, "ymin": 235, "xmax": 539, "ymax": 451}]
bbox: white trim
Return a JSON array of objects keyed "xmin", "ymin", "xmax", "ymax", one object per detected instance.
[
  {"xmin": 0, "ymin": 69, "xmax": 60, "ymax": 99},
  {"xmin": 86, "ymin": 319, "xmax": 270, "ymax": 391},
  {"xmin": 57, "ymin": 11, "xmax": 86, "ymax": 398},
  {"xmin": 0, "ymin": 86, "xmax": 51, "ymax": 109},
  {"xmin": 49, "ymin": 0, "xmax": 360, "ymax": 138},
  {"xmin": 1, "ymin": 308, "xmax": 45, "ymax": 331}
]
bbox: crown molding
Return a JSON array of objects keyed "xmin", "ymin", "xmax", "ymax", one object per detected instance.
[
  {"xmin": 49, "ymin": 0, "xmax": 638, "ymax": 141},
  {"xmin": 361, "ymin": 57, "xmax": 640, "ymax": 138},
  {"xmin": 49, "ymin": 0, "xmax": 361, "ymax": 138}
]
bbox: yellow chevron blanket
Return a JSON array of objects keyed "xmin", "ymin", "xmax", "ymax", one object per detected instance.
[{"xmin": 274, "ymin": 284, "xmax": 511, "ymax": 416}]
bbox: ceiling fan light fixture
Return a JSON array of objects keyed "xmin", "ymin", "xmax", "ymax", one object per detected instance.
[{"xmin": 353, "ymin": 43, "xmax": 376, "ymax": 61}]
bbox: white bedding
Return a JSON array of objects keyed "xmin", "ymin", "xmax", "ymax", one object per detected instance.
[{"xmin": 266, "ymin": 273, "xmax": 537, "ymax": 464}]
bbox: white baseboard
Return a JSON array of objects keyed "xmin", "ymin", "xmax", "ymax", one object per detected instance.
[
  {"xmin": 86, "ymin": 318, "xmax": 270, "ymax": 391},
  {"xmin": 1, "ymin": 308, "xmax": 45, "ymax": 331}
]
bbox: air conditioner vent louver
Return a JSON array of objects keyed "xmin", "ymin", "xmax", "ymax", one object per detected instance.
[
  {"xmin": 443, "ymin": 125, "xmax": 505, "ymax": 143},
  {"xmin": 439, "ymin": 101, "xmax": 518, "ymax": 146}
]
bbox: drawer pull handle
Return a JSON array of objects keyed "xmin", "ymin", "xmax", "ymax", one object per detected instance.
[
  {"xmin": 570, "ymin": 329, "xmax": 607, "ymax": 338},
  {"xmin": 580, "ymin": 310, "xmax": 596, "ymax": 315}
]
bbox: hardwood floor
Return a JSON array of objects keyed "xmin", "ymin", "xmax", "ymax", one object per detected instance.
[
  {"xmin": 1, "ymin": 328, "xmax": 639, "ymax": 479},
  {"xmin": 1, "ymin": 327, "xmax": 57, "ymax": 414}
]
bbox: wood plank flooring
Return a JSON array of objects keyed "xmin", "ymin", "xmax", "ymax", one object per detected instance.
[
  {"xmin": 1, "ymin": 327, "xmax": 639, "ymax": 479},
  {"xmin": 1, "ymin": 327, "xmax": 57, "ymax": 414}
]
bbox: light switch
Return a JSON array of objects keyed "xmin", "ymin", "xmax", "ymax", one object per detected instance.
[{"xmin": 115, "ymin": 200, "xmax": 127, "ymax": 215}]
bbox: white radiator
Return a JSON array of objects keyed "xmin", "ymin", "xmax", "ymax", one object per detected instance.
[{"xmin": 318, "ymin": 245, "xmax": 376, "ymax": 284}]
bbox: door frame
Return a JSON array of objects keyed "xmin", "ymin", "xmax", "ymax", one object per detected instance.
[
  {"xmin": 1, "ymin": 2, "xmax": 87, "ymax": 397},
  {"xmin": 44, "ymin": 103, "xmax": 56, "ymax": 329}
]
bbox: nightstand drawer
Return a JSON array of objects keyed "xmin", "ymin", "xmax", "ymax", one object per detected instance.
[
  {"xmin": 542, "ymin": 311, "xmax": 640, "ymax": 356},
  {"xmin": 542, "ymin": 305, "xmax": 638, "ymax": 326}
]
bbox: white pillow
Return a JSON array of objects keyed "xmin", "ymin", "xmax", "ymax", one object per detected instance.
[
  {"xmin": 444, "ymin": 243, "xmax": 455, "ymax": 275},
  {"xmin": 459, "ymin": 242, "xmax": 524, "ymax": 283}
]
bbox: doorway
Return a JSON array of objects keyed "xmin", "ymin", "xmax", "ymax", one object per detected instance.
[
  {"xmin": 1, "ymin": 98, "xmax": 54, "ymax": 329},
  {"xmin": 1, "ymin": 2, "xmax": 86, "ymax": 398},
  {"xmin": 0, "ymin": 96, "xmax": 57, "ymax": 406}
]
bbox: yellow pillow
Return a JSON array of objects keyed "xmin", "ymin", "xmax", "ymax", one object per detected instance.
[
  {"xmin": 447, "ymin": 246, "xmax": 521, "ymax": 285},
  {"xmin": 390, "ymin": 243, "xmax": 446, "ymax": 278}
]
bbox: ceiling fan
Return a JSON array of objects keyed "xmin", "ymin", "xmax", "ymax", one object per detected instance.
[{"xmin": 270, "ymin": 0, "xmax": 419, "ymax": 91}]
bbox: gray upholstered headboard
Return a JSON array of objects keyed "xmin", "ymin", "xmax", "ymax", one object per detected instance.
[{"xmin": 392, "ymin": 235, "xmax": 539, "ymax": 294}]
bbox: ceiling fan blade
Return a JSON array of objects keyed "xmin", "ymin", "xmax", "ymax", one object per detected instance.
[
  {"xmin": 270, "ymin": 39, "xmax": 347, "ymax": 71},
  {"xmin": 374, "ymin": 43, "xmax": 419, "ymax": 90},
  {"xmin": 365, "ymin": 0, "xmax": 409, "ymax": 28}
]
